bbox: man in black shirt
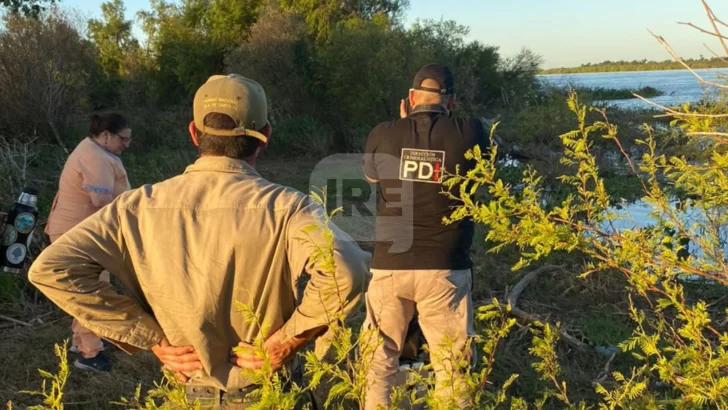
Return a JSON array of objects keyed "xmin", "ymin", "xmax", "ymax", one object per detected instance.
[{"xmin": 361, "ymin": 64, "xmax": 489, "ymax": 409}]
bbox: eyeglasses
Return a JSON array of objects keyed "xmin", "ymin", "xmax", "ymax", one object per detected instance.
[{"xmin": 112, "ymin": 132, "xmax": 132, "ymax": 143}]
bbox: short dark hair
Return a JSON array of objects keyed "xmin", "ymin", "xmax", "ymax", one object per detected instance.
[
  {"xmin": 90, "ymin": 113, "xmax": 128, "ymax": 137},
  {"xmin": 197, "ymin": 113, "xmax": 263, "ymax": 159}
]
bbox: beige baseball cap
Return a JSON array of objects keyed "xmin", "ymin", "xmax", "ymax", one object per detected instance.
[{"xmin": 193, "ymin": 74, "xmax": 269, "ymax": 143}]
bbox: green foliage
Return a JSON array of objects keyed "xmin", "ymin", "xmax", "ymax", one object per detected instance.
[
  {"xmin": 18, "ymin": 340, "xmax": 70, "ymax": 410},
  {"xmin": 281, "ymin": 0, "xmax": 408, "ymax": 42},
  {"xmin": 88, "ymin": 0, "xmax": 139, "ymax": 77},
  {"xmin": 443, "ymin": 89, "xmax": 728, "ymax": 407},
  {"xmin": 206, "ymin": 0, "xmax": 265, "ymax": 46},
  {"xmin": 0, "ymin": 0, "xmax": 56, "ymax": 18},
  {"xmin": 135, "ymin": 0, "xmax": 263, "ymax": 102},
  {"xmin": 114, "ymin": 369, "xmax": 201, "ymax": 409},
  {"xmin": 0, "ymin": 9, "xmax": 95, "ymax": 144}
]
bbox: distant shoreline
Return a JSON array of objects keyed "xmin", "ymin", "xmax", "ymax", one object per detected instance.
[
  {"xmin": 538, "ymin": 67, "xmax": 728, "ymax": 76},
  {"xmin": 540, "ymin": 59, "xmax": 728, "ymax": 75}
]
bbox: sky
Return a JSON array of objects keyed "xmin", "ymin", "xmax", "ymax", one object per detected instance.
[{"xmin": 60, "ymin": 0, "xmax": 728, "ymax": 68}]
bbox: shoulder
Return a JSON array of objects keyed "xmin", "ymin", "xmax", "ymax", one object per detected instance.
[
  {"xmin": 451, "ymin": 115, "xmax": 484, "ymax": 129},
  {"xmin": 451, "ymin": 116, "xmax": 487, "ymax": 138},
  {"xmin": 370, "ymin": 118, "xmax": 409, "ymax": 137}
]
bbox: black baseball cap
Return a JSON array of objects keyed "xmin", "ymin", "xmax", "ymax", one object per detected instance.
[{"xmin": 412, "ymin": 64, "xmax": 455, "ymax": 95}]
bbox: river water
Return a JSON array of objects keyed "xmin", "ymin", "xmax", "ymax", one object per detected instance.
[
  {"xmin": 536, "ymin": 70, "xmax": 728, "ymax": 271},
  {"xmin": 539, "ymin": 68, "xmax": 728, "ymax": 109}
]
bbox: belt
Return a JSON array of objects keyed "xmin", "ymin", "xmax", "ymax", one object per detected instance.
[{"xmin": 184, "ymin": 384, "xmax": 259, "ymax": 409}]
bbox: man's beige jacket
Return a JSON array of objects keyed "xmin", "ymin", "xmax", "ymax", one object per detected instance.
[{"xmin": 29, "ymin": 156, "xmax": 370, "ymax": 390}]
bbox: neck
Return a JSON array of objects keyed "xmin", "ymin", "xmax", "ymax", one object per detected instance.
[
  {"xmin": 90, "ymin": 136, "xmax": 112, "ymax": 153},
  {"xmin": 411, "ymin": 104, "xmax": 448, "ymax": 115},
  {"xmin": 199, "ymin": 153, "xmax": 257, "ymax": 168}
]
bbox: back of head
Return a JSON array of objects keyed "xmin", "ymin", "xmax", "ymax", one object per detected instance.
[
  {"xmin": 411, "ymin": 63, "xmax": 456, "ymax": 108},
  {"xmin": 90, "ymin": 113, "xmax": 128, "ymax": 137},
  {"xmin": 197, "ymin": 113, "xmax": 262, "ymax": 159},
  {"xmin": 192, "ymin": 74, "xmax": 270, "ymax": 160}
]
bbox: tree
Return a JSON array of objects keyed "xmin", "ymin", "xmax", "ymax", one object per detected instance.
[
  {"xmin": 87, "ymin": 0, "xmax": 139, "ymax": 77},
  {"xmin": 281, "ymin": 0, "xmax": 409, "ymax": 42},
  {"xmin": 206, "ymin": 0, "xmax": 265, "ymax": 46},
  {"xmin": 0, "ymin": 9, "xmax": 94, "ymax": 149},
  {"xmin": 0, "ymin": 0, "xmax": 56, "ymax": 18}
]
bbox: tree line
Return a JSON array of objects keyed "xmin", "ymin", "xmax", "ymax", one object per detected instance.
[
  {"xmin": 0, "ymin": 0, "xmax": 543, "ymax": 157},
  {"xmin": 541, "ymin": 57, "xmax": 727, "ymax": 74}
]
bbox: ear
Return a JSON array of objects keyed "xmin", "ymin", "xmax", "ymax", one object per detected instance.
[
  {"xmin": 188, "ymin": 121, "xmax": 200, "ymax": 147},
  {"xmin": 260, "ymin": 123, "xmax": 272, "ymax": 149},
  {"xmin": 408, "ymin": 89, "xmax": 416, "ymax": 107}
]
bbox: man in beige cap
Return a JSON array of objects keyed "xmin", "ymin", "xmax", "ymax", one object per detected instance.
[{"xmin": 29, "ymin": 74, "xmax": 371, "ymax": 409}]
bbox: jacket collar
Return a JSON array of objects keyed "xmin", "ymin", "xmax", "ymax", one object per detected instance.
[{"xmin": 183, "ymin": 156, "xmax": 260, "ymax": 177}]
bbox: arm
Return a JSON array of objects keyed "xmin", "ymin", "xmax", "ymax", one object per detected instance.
[
  {"xmin": 29, "ymin": 202, "xmax": 163, "ymax": 351},
  {"xmin": 362, "ymin": 127, "xmax": 380, "ymax": 184},
  {"xmin": 78, "ymin": 154, "xmax": 116, "ymax": 208},
  {"xmin": 232, "ymin": 197, "xmax": 371, "ymax": 370},
  {"xmin": 281, "ymin": 198, "xmax": 370, "ymax": 340},
  {"xmin": 29, "ymin": 201, "xmax": 202, "ymax": 375}
]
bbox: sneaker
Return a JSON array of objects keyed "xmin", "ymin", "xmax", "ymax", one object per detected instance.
[
  {"xmin": 73, "ymin": 352, "xmax": 112, "ymax": 373},
  {"xmin": 102, "ymin": 339, "xmax": 115, "ymax": 350},
  {"xmin": 69, "ymin": 340, "xmax": 113, "ymax": 354}
]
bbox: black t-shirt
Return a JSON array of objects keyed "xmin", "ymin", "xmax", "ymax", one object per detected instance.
[{"xmin": 362, "ymin": 106, "xmax": 489, "ymax": 270}]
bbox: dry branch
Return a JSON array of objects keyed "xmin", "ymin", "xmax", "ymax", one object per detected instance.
[
  {"xmin": 701, "ymin": 0, "xmax": 728, "ymax": 57},
  {"xmin": 499, "ymin": 264, "xmax": 590, "ymax": 352},
  {"xmin": 633, "ymin": 93, "xmax": 728, "ymax": 118},
  {"xmin": 592, "ymin": 352, "xmax": 617, "ymax": 385},
  {"xmin": 647, "ymin": 29, "xmax": 728, "ymax": 90},
  {"xmin": 678, "ymin": 21, "xmax": 728, "ymax": 40},
  {"xmin": 703, "ymin": 43, "xmax": 728, "ymax": 64},
  {"xmin": 0, "ymin": 314, "xmax": 32, "ymax": 327},
  {"xmin": 507, "ymin": 264, "xmax": 565, "ymax": 307}
]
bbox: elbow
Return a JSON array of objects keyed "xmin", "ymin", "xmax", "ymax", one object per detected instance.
[
  {"xmin": 27, "ymin": 258, "xmax": 49, "ymax": 289},
  {"xmin": 90, "ymin": 196, "xmax": 112, "ymax": 209},
  {"xmin": 335, "ymin": 248, "xmax": 371, "ymax": 300}
]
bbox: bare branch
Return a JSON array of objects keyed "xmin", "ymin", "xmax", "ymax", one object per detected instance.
[
  {"xmin": 647, "ymin": 29, "xmax": 728, "ymax": 90},
  {"xmin": 593, "ymin": 352, "xmax": 617, "ymax": 385},
  {"xmin": 678, "ymin": 21, "xmax": 728, "ymax": 40},
  {"xmin": 702, "ymin": 43, "xmax": 728, "ymax": 64},
  {"xmin": 506, "ymin": 264, "xmax": 566, "ymax": 307},
  {"xmin": 0, "ymin": 314, "xmax": 32, "ymax": 327},
  {"xmin": 701, "ymin": 0, "xmax": 728, "ymax": 56},
  {"xmin": 712, "ymin": 13, "xmax": 728, "ymax": 29},
  {"xmin": 500, "ymin": 302, "xmax": 590, "ymax": 352},
  {"xmin": 687, "ymin": 131, "xmax": 728, "ymax": 137},
  {"xmin": 633, "ymin": 93, "xmax": 728, "ymax": 118}
]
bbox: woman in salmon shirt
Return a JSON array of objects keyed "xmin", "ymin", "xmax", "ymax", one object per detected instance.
[{"xmin": 45, "ymin": 112, "xmax": 132, "ymax": 373}]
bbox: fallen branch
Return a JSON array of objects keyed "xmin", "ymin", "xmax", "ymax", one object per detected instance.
[
  {"xmin": 501, "ymin": 303, "xmax": 590, "ymax": 352},
  {"xmin": 0, "ymin": 314, "xmax": 32, "ymax": 327},
  {"xmin": 507, "ymin": 264, "xmax": 565, "ymax": 306},
  {"xmin": 593, "ymin": 352, "xmax": 617, "ymax": 385},
  {"xmin": 500, "ymin": 264, "xmax": 590, "ymax": 352}
]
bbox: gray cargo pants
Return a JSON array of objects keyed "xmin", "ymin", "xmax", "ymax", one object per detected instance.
[{"xmin": 362, "ymin": 269, "xmax": 476, "ymax": 410}]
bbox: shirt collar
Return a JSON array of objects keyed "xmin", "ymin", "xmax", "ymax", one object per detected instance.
[
  {"xmin": 408, "ymin": 104, "xmax": 450, "ymax": 117},
  {"xmin": 183, "ymin": 156, "xmax": 260, "ymax": 177},
  {"xmin": 86, "ymin": 137, "xmax": 123, "ymax": 162}
]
